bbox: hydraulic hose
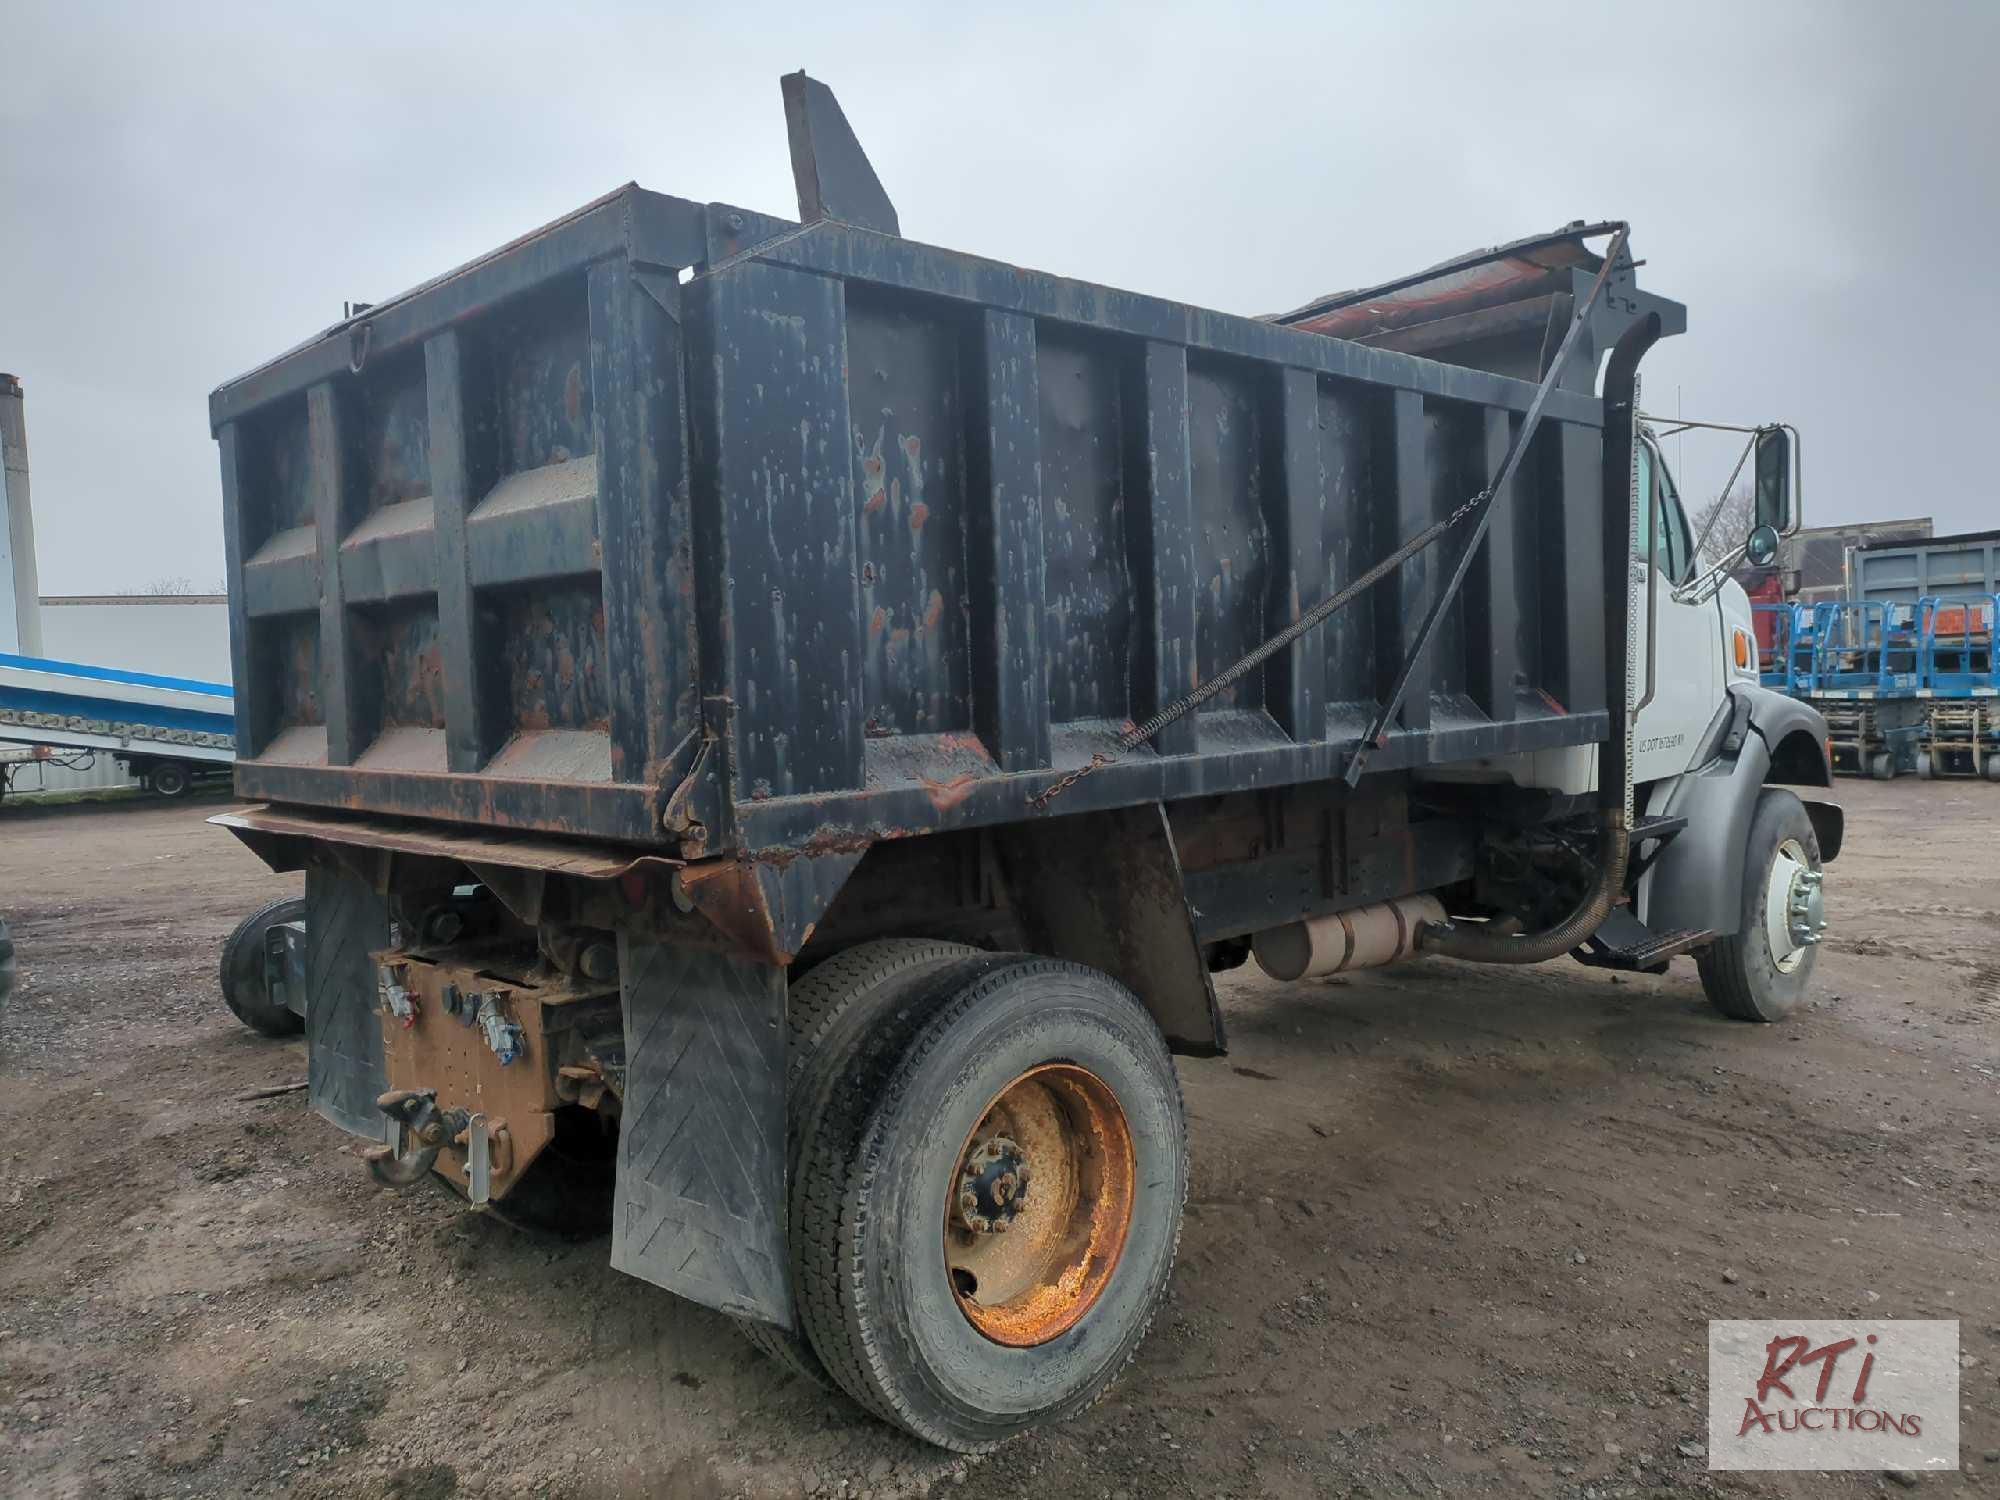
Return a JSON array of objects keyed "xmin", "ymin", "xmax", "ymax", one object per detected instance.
[{"xmin": 1420, "ymin": 309, "xmax": 1664, "ymax": 964}]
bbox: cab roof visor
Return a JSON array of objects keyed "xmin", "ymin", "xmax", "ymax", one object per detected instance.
[{"xmin": 1269, "ymin": 220, "xmax": 1686, "ymax": 393}]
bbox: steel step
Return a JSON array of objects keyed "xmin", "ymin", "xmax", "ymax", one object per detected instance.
[{"xmin": 1574, "ymin": 906, "xmax": 1712, "ymax": 973}]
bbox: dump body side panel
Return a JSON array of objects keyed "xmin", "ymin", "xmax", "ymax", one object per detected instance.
[
  {"xmin": 1851, "ymin": 535, "xmax": 2000, "ymax": 607},
  {"xmin": 213, "ymin": 190, "xmax": 1617, "ymax": 855}
]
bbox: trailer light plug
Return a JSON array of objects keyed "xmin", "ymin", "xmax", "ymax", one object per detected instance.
[
  {"xmin": 477, "ymin": 996, "xmax": 525, "ymax": 1066},
  {"xmin": 376, "ymin": 964, "xmax": 417, "ymax": 1028}
]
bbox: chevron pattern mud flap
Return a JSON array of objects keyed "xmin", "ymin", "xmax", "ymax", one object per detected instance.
[
  {"xmin": 303, "ymin": 864, "xmax": 393, "ymax": 1141},
  {"xmin": 610, "ymin": 939, "xmax": 791, "ymax": 1329}
]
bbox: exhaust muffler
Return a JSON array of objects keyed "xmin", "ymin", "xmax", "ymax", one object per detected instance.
[{"xmin": 1252, "ymin": 894, "xmax": 1446, "ymax": 981}]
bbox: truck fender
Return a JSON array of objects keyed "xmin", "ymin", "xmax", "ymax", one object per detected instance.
[
  {"xmin": 1738, "ymin": 681, "xmax": 1843, "ymax": 858},
  {"xmin": 993, "ymin": 803, "xmax": 1225, "ymax": 1057},
  {"xmin": 1642, "ymin": 684, "xmax": 1842, "ymax": 939},
  {"xmin": 1641, "ymin": 731, "xmax": 1771, "ymax": 940},
  {"xmin": 1737, "ymin": 683, "xmax": 1833, "ymax": 789}
]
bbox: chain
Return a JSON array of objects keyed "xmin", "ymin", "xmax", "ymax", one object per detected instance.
[
  {"xmin": 1025, "ymin": 222, "xmax": 1631, "ymax": 812},
  {"xmin": 1024, "ymin": 752, "xmax": 1114, "ymax": 812}
]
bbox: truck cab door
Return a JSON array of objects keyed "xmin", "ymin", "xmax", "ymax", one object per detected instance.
[{"xmin": 1630, "ymin": 437, "xmax": 1722, "ymax": 781}]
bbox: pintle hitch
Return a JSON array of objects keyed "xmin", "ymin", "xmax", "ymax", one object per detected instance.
[
  {"xmin": 363, "ymin": 1089, "xmax": 513, "ymax": 1206},
  {"xmin": 364, "ymin": 1088, "xmax": 464, "ymax": 1190}
]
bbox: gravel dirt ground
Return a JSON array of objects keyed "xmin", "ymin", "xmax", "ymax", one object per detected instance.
[{"xmin": 1, "ymin": 779, "xmax": 1995, "ymax": 1499}]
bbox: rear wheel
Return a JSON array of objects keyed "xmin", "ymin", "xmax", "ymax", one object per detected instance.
[
  {"xmin": 218, "ymin": 895, "xmax": 307, "ymax": 1037},
  {"xmin": 1867, "ymin": 752, "xmax": 1895, "ymax": 781},
  {"xmin": 148, "ymin": 762, "xmax": 192, "ymax": 798},
  {"xmin": 734, "ymin": 938, "xmax": 978, "ymax": 1385},
  {"xmin": 795, "ymin": 955, "xmax": 1186, "ymax": 1451},
  {"xmin": 1915, "ymin": 750, "xmax": 1934, "ymax": 780},
  {"xmin": 1696, "ymin": 789, "xmax": 1824, "ymax": 1022}
]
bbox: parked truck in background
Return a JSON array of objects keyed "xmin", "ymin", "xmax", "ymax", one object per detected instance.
[
  {"xmin": 204, "ymin": 75, "xmax": 1838, "ymax": 1450},
  {"xmin": 0, "ymin": 652, "xmax": 236, "ymax": 799}
]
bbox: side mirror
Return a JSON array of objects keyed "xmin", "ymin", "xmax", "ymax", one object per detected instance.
[
  {"xmin": 1745, "ymin": 524, "xmax": 1780, "ymax": 568},
  {"xmin": 1753, "ymin": 426, "xmax": 1792, "ymax": 534}
]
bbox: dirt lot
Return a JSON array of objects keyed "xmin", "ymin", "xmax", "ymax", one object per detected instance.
[{"xmin": 1, "ymin": 779, "xmax": 1995, "ymax": 1499}]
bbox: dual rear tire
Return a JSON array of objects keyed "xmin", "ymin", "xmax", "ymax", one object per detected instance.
[{"xmin": 741, "ymin": 943, "xmax": 1187, "ymax": 1451}]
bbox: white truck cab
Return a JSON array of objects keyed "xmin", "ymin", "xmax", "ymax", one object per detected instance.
[{"xmin": 1622, "ymin": 419, "xmax": 1838, "ymax": 1017}]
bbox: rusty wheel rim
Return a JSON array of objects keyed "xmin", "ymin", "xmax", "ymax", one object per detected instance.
[{"xmin": 942, "ymin": 1062, "xmax": 1136, "ymax": 1347}]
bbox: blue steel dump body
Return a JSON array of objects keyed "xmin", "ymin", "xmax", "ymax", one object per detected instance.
[
  {"xmin": 210, "ymin": 184, "xmax": 1679, "ymax": 859},
  {"xmin": 1850, "ymin": 532, "xmax": 2000, "ymax": 609}
]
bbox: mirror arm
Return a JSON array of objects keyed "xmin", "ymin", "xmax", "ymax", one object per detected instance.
[
  {"xmin": 1688, "ymin": 432, "xmax": 1757, "ymax": 571},
  {"xmin": 1672, "ymin": 540, "xmax": 1751, "ymax": 606}
]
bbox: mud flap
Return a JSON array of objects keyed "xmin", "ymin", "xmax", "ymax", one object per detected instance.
[
  {"xmin": 610, "ymin": 940, "xmax": 791, "ymax": 1329},
  {"xmin": 303, "ymin": 864, "xmax": 392, "ymax": 1140}
]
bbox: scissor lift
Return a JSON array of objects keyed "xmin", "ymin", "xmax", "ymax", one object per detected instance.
[
  {"xmin": 1913, "ymin": 594, "xmax": 1999, "ymax": 780},
  {"xmin": 1794, "ymin": 601, "xmax": 1923, "ymax": 779}
]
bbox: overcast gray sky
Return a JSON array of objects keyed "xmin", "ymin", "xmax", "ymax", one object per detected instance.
[{"xmin": 4, "ymin": 1, "xmax": 1994, "ymax": 595}]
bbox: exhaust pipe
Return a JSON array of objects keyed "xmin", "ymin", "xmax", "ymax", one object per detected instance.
[
  {"xmin": 1420, "ymin": 311, "xmax": 1662, "ymax": 966},
  {"xmin": 1253, "ymin": 894, "xmax": 1446, "ymax": 981}
]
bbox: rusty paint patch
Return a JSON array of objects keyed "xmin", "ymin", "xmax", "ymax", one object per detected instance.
[
  {"xmin": 861, "ymin": 447, "xmax": 888, "ymax": 514},
  {"xmin": 944, "ymin": 1064, "xmax": 1136, "ymax": 1348},
  {"xmin": 500, "ymin": 583, "xmax": 610, "ymax": 734},
  {"xmin": 935, "ymin": 731, "xmax": 995, "ymax": 764},
  {"xmin": 918, "ymin": 773, "xmax": 978, "ymax": 813}
]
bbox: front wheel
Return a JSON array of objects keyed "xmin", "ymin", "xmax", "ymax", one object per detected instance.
[
  {"xmin": 1696, "ymin": 789, "xmax": 1824, "ymax": 1022},
  {"xmin": 795, "ymin": 956, "xmax": 1186, "ymax": 1451}
]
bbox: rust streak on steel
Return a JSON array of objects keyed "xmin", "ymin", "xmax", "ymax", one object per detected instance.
[{"xmin": 675, "ymin": 859, "xmax": 786, "ymax": 965}]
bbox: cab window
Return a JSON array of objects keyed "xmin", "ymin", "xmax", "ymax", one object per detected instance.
[
  {"xmin": 1634, "ymin": 437, "xmax": 1694, "ymax": 583},
  {"xmin": 1655, "ymin": 453, "xmax": 1693, "ymax": 582}
]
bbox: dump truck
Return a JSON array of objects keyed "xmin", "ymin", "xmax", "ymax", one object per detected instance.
[{"xmin": 205, "ymin": 74, "xmax": 1839, "ymax": 1450}]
